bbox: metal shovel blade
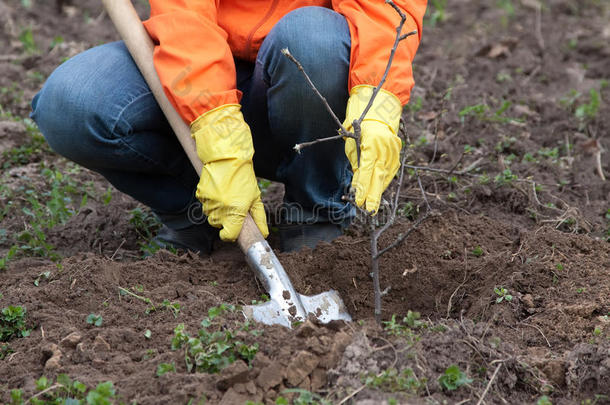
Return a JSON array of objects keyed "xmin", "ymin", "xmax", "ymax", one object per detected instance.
[
  {"xmin": 243, "ymin": 290, "xmax": 352, "ymax": 328},
  {"xmin": 242, "ymin": 240, "xmax": 352, "ymax": 328}
]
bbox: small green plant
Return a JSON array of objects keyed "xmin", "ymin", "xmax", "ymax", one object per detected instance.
[
  {"xmin": 33, "ymin": 271, "xmax": 51, "ymax": 286},
  {"xmin": 383, "ymin": 311, "xmax": 424, "ymax": 338},
  {"xmin": 277, "ymin": 389, "xmax": 332, "ymax": 405},
  {"xmin": 575, "ymin": 89, "xmax": 601, "ymax": 123},
  {"xmin": 156, "ymin": 362, "xmax": 176, "ymax": 377},
  {"xmin": 0, "ymin": 165, "xmax": 88, "ymax": 269},
  {"xmin": 537, "ymin": 395, "xmax": 553, "ymax": 405},
  {"xmin": 459, "ymin": 101, "xmax": 521, "ymax": 125},
  {"xmin": 494, "ymin": 287, "xmax": 513, "ymax": 303},
  {"xmin": 18, "ymin": 28, "xmax": 38, "ymax": 53},
  {"xmin": 497, "ymin": 0, "xmax": 515, "ymax": 26},
  {"xmin": 8, "ymin": 375, "xmax": 116, "ymax": 405},
  {"xmin": 171, "ymin": 304, "xmax": 260, "ymax": 374},
  {"xmin": 364, "ymin": 367, "xmax": 425, "ymax": 394},
  {"xmin": 471, "ymin": 246, "xmax": 484, "ymax": 257},
  {"xmin": 0, "ymin": 343, "xmax": 14, "ymax": 359},
  {"xmin": 86, "ymin": 313, "xmax": 103, "ymax": 327},
  {"xmin": 424, "ymin": 0, "xmax": 447, "ymax": 27},
  {"xmin": 537, "ymin": 147, "xmax": 560, "ymax": 162},
  {"xmin": 118, "ymin": 287, "xmax": 181, "ymax": 318},
  {"xmin": 129, "ymin": 207, "xmax": 165, "ymax": 256},
  {"xmin": 1, "ymin": 306, "xmax": 30, "ymax": 342},
  {"xmin": 437, "ymin": 364, "xmax": 473, "ymax": 391},
  {"xmin": 494, "ymin": 168, "xmax": 518, "ymax": 186}
]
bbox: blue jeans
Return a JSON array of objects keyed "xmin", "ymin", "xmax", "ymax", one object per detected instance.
[{"xmin": 31, "ymin": 7, "xmax": 353, "ymax": 227}]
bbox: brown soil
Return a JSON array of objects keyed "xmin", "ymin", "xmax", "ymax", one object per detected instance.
[{"xmin": 1, "ymin": 0, "xmax": 609, "ymax": 404}]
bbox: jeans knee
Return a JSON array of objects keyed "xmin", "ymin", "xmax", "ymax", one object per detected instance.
[
  {"xmin": 31, "ymin": 42, "xmax": 147, "ymax": 164},
  {"xmin": 262, "ymin": 6, "xmax": 351, "ymax": 86},
  {"xmin": 31, "ymin": 61, "xmax": 83, "ymax": 159}
]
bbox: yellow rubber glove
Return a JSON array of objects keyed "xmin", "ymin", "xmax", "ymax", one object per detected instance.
[
  {"xmin": 191, "ymin": 104, "xmax": 268, "ymax": 242},
  {"xmin": 343, "ymin": 85, "xmax": 403, "ymax": 214}
]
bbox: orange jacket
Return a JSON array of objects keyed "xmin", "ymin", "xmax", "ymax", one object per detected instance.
[{"xmin": 144, "ymin": 0, "xmax": 427, "ymax": 124}]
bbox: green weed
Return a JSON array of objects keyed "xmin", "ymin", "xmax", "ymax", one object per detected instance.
[
  {"xmin": 459, "ymin": 101, "xmax": 521, "ymax": 125},
  {"xmin": 494, "ymin": 287, "xmax": 513, "ymax": 303},
  {"xmin": 0, "ymin": 306, "xmax": 30, "ymax": 342},
  {"xmin": 171, "ymin": 304, "xmax": 260, "ymax": 374},
  {"xmin": 383, "ymin": 312, "xmax": 424, "ymax": 344},
  {"xmin": 494, "ymin": 168, "xmax": 518, "ymax": 186},
  {"xmin": 276, "ymin": 389, "xmax": 332, "ymax": 405},
  {"xmin": 9, "ymin": 375, "xmax": 116, "ymax": 405},
  {"xmin": 18, "ymin": 28, "xmax": 38, "ymax": 53},
  {"xmin": 118, "ymin": 286, "xmax": 181, "ymax": 318},
  {"xmin": 575, "ymin": 89, "xmax": 601, "ymax": 123},
  {"xmin": 0, "ymin": 165, "xmax": 89, "ymax": 269},
  {"xmin": 438, "ymin": 364, "xmax": 473, "ymax": 391},
  {"xmin": 128, "ymin": 207, "xmax": 164, "ymax": 256},
  {"xmin": 537, "ymin": 395, "xmax": 553, "ymax": 405},
  {"xmin": 364, "ymin": 368, "xmax": 426, "ymax": 394},
  {"xmin": 472, "ymin": 246, "xmax": 484, "ymax": 257},
  {"xmin": 1, "ymin": 118, "xmax": 49, "ymax": 169},
  {"xmin": 560, "ymin": 88, "xmax": 603, "ymax": 130},
  {"xmin": 424, "ymin": 0, "xmax": 447, "ymax": 27},
  {"xmin": 86, "ymin": 313, "xmax": 103, "ymax": 327},
  {"xmin": 0, "ymin": 342, "xmax": 14, "ymax": 359},
  {"xmin": 156, "ymin": 362, "xmax": 176, "ymax": 377}
]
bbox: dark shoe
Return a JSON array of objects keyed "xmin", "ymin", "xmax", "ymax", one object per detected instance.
[
  {"xmin": 153, "ymin": 222, "xmax": 218, "ymax": 255},
  {"xmin": 279, "ymin": 222, "xmax": 343, "ymax": 252},
  {"xmin": 153, "ymin": 207, "xmax": 218, "ymax": 255}
]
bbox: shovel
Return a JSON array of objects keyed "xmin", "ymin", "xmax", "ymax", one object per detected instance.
[{"xmin": 101, "ymin": 0, "xmax": 352, "ymax": 328}]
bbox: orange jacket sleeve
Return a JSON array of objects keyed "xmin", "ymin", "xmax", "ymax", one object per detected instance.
[
  {"xmin": 143, "ymin": 0, "xmax": 240, "ymax": 124},
  {"xmin": 333, "ymin": 0, "xmax": 427, "ymax": 106}
]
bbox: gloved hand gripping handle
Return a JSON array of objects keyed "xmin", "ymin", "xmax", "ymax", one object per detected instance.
[{"xmin": 101, "ymin": 0, "xmax": 265, "ymax": 253}]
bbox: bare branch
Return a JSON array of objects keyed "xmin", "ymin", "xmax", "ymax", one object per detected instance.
[
  {"xmin": 375, "ymin": 173, "xmax": 431, "ymax": 259},
  {"xmin": 374, "ymin": 150, "xmax": 409, "ymax": 239},
  {"xmin": 293, "ymin": 133, "xmax": 355, "ymax": 153}
]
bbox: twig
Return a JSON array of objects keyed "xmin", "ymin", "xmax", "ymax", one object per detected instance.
[
  {"xmin": 375, "ymin": 173, "xmax": 431, "ymax": 259},
  {"xmin": 289, "ymin": 0, "xmax": 417, "ymax": 154},
  {"xmin": 476, "ymin": 363, "xmax": 502, "ymax": 405},
  {"xmin": 405, "ymin": 164, "xmax": 479, "ymax": 177},
  {"xmin": 447, "ymin": 152, "xmax": 466, "ymax": 177},
  {"xmin": 534, "ymin": 2, "xmax": 545, "ymax": 52},
  {"xmin": 594, "ymin": 148, "xmax": 606, "ymax": 181},
  {"xmin": 338, "ymin": 384, "xmax": 367, "ymax": 405},
  {"xmin": 26, "ymin": 385, "xmax": 62, "ymax": 404},
  {"xmin": 293, "ymin": 133, "xmax": 347, "ymax": 153},
  {"xmin": 519, "ymin": 322, "xmax": 551, "ymax": 347},
  {"xmin": 109, "ymin": 239, "xmax": 126, "ymax": 260}
]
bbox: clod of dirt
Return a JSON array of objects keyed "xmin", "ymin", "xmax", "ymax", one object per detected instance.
[
  {"xmin": 219, "ymin": 387, "xmax": 261, "ymax": 405},
  {"xmin": 565, "ymin": 343, "xmax": 610, "ymax": 396},
  {"xmin": 42, "ymin": 343, "xmax": 62, "ymax": 371},
  {"xmin": 284, "ymin": 350, "xmax": 320, "ymax": 387},
  {"xmin": 256, "ymin": 363, "xmax": 284, "ymax": 391},
  {"xmin": 60, "ymin": 331, "xmax": 82, "ymax": 348},
  {"xmin": 216, "ymin": 361, "xmax": 251, "ymax": 391},
  {"xmin": 92, "ymin": 335, "xmax": 111, "ymax": 352}
]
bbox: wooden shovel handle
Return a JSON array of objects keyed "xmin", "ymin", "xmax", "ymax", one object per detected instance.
[{"xmin": 101, "ymin": 0, "xmax": 265, "ymax": 253}]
